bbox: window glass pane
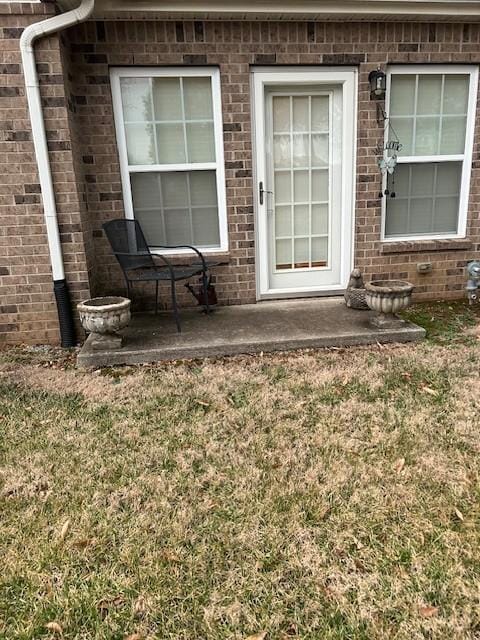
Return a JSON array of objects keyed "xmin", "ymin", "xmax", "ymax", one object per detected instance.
[
  {"xmin": 385, "ymin": 162, "xmax": 461, "ymax": 238},
  {"xmin": 311, "ymin": 96, "xmax": 329, "ymax": 132},
  {"xmin": 390, "ymin": 75, "xmax": 415, "ymax": 116},
  {"xmin": 433, "ymin": 197, "xmax": 459, "ymax": 233},
  {"xmin": 189, "ymin": 171, "xmax": 217, "ymax": 206},
  {"xmin": 436, "ymin": 162, "xmax": 462, "ymax": 196},
  {"xmin": 389, "ymin": 117, "xmax": 414, "ymax": 156},
  {"xmin": 120, "ymin": 78, "xmax": 152, "ymax": 122},
  {"xmin": 293, "ymin": 97, "xmax": 309, "ymax": 132},
  {"xmin": 183, "ymin": 77, "xmax": 213, "ymax": 120},
  {"xmin": 414, "ymin": 117, "xmax": 440, "ymax": 155},
  {"xmin": 156, "ymin": 123, "xmax": 186, "ymax": 164},
  {"xmin": 440, "ymin": 116, "xmax": 466, "ymax": 154},
  {"xmin": 130, "ymin": 173, "xmax": 160, "ymax": 209},
  {"xmin": 273, "ymin": 97, "xmax": 290, "ymax": 133},
  {"xmin": 152, "ymin": 77, "xmax": 182, "ymax": 121},
  {"xmin": 135, "ymin": 209, "xmax": 165, "ymax": 246},
  {"xmin": 385, "ymin": 197, "xmax": 408, "ymax": 237},
  {"xmin": 192, "ymin": 207, "xmax": 220, "ymax": 246},
  {"xmin": 275, "ymin": 205, "xmax": 292, "ymax": 237},
  {"xmin": 161, "ymin": 173, "xmax": 188, "ymax": 208},
  {"xmin": 443, "ymin": 75, "xmax": 469, "ymax": 115},
  {"xmin": 164, "ymin": 209, "xmax": 191, "ymax": 244},
  {"xmin": 186, "ymin": 122, "xmax": 215, "ymax": 162},
  {"xmin": 294, "ymin": 205, "xmax": 309, "ymax": 236},
  {"xmin": 125, "ymin": 123, "xmax": 156, "ymax": 165},
  {"xmin": 417, "ymin": 75, "xmax": 442, "ymax": 115},
  {"xmin": 409, "ymin": 197, "xmax": 434, "ymax": 234}
]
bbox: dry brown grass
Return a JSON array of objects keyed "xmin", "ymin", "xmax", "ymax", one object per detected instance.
[{"xmin": 1, "ymin": 335, "xmax": 480, "ymax": 639}]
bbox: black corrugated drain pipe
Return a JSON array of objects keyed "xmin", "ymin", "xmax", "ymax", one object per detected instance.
[{"xmin": 54, "ymin": 279, "xmax": 76, "ymax": 348}]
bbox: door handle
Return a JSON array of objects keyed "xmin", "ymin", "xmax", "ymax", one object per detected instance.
[{"xmin": 259, "ymin": 181, "xmax": 273, "ymax": 206}]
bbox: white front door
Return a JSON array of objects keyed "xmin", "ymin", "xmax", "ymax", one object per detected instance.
[{"xmin": 253, "ymin": 68, "xmax": 357, "ymax": 299}]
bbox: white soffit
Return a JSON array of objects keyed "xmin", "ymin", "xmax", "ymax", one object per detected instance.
[{"xmin": 57, "ymin": 0, "xmax": 480, "ymax": 21}]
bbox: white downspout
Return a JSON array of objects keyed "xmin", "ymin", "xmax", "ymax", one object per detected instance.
[{"xmin": 20, "ymin": 0, "xmax": 95, "ymax": 345}]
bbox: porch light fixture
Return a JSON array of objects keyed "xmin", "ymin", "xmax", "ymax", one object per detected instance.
[{"xmin": 368, "ymin": 68, "xmax": 386, "ymax": 100}]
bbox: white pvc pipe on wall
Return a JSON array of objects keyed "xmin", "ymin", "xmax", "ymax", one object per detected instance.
[{"xmin": 20, "ymin": 0, "xmax": 95, "ymax": 281}]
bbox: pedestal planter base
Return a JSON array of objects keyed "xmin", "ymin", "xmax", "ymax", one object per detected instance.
[
  {"xmin": 365, "ymin": 280, "xmax": 414, "ymax": 329},
  {"xmin": 78, "ymin": 296, "xmax": 131, "ymax": 352}
]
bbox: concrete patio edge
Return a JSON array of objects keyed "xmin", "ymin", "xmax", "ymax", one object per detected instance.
[{"xmin": 77, "ymin": 321, "xmax": 426, "ymax": 368}]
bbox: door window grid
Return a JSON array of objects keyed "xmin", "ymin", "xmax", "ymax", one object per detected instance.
[{"xmin": 272, "ymin": 94, "xmax": 330, "ymax": 270}]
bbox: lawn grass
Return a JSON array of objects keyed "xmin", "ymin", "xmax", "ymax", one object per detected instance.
[{"xmin": 1, "ymin": 303, "xmax": 480, "ymax": 639}]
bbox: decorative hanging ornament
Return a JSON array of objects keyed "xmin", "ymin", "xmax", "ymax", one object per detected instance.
[{"xmin": 374, "ymin": 128, "xmax": 403, "ymax": 198}]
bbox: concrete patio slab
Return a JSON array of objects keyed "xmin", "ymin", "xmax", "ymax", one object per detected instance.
[{"xmin": 77, "ymin": 298, "xmax": 425, "ymax": 368}]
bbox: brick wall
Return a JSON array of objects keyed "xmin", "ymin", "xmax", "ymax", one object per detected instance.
[
  {"xmin": 0, "ymin": 2, "xmax": 92, "ymax": 345},
  {"xmin": 65, "ymin": 18, "xmax": 480, "ymax": 311},
  {"xmin": 2, "ymin": 14, "xmax": 480, "ymax": 345}
]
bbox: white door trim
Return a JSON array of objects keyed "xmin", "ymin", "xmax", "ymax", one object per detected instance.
[{"xmin": 251, "ymin": 66, "xmax": 357, "ymax": 300}]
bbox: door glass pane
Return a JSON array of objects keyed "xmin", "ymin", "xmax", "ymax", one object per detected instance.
[
  {"xmin": 274, "ymin": 135, "xmax": 291, "ymax": 168},
  {"xmin": 273, "ymin": 97, "xmax": 290, "ymax": 132},
  {"xmin": 293, "ymin": 97, "xmax": 309, "ymax": 132},
  {"xmin": 294, "ymin": 238, "xmax": 309, "ymax": 267},
  {"xmin": 294, "ymin": 171, "xmax": 309, "ymax": 203},
  {"xmin": 152, "ymin": 77, "xmax": 182, "ymax": 121},
  {"xmin": 294, "ymin": 205, "xmax": 309, "ymax": 236},
  {"xmin": 276, "ymin": 239, "xmax": 292, "ymax": 269},
  {"xmin": 311, "ymin": 96, "xmax": 329, "ymax": 132},
  {"xmin": 272, "ymin": 90, "xmax": 330, "ymax": 271},
  {"xmin": 275, "ymin": 205, "xmax": 292, "ymax": 237},
  {"xmin": 312, "ymin": 237, "xmax": 328, "ymax": 266},
  {"xmin": 183, "ymin": 77, "xmax": 213, "ymax": 120},
  {"xmin": 312, "ymin": 203, "xmax": 328, "ymax": 234}
]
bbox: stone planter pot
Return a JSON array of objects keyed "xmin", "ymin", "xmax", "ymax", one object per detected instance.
[
  {"xmin": 78, "ymin": 296, "xmax": 131, "ymax": 350},
  {"xmin": 364, "ymin": 280, "xmax": 413, "ymax": 329}
]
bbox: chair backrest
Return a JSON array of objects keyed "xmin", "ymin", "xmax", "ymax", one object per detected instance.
[{"xmin": 102, "ymin": 219, "xmax": 156, "ymax": 272}]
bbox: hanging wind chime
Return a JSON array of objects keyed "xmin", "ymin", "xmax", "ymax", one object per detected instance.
[{"xmin": 368, "ymin": 68, "xmax": 403, "ymax": 200}]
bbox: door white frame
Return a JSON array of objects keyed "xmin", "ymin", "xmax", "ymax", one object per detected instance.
[{"xmin": 251, "ymin": 67, "xmax": 357, "ymax": 300}]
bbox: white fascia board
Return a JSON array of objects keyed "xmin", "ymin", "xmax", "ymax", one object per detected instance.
[{"xmin": 57, "ymin": 0, "xmax": 480, "ymax": 19}]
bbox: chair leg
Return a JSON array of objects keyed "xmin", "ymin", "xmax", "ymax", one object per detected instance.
[
  {"xmin": 170, "ymin": 278, "xmax": 181, "ymax": 333},
  {"xmin": 155, "ymin": 280, "xmax": 159, "ymax": 315},
  {"xmin": 202, "ymin": 270, "xmax": 210, "ymax": 315}
]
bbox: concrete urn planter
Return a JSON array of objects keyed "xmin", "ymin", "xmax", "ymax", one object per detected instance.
[
  {"xmin": 78, "ymin": 296, "xmax": 131, "ymax": 350},
  {"xmin": 365, "ymin": 280, "xmax": 413, "ymax": 329}
]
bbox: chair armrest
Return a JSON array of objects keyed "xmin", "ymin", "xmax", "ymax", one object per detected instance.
[{"xmin": 155, "ymin": 245, "xmax": 208, "ymax": 271}]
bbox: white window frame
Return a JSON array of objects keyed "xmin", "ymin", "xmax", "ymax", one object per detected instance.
[
  {"xmin": 382, "ymin": 64, "xmax": 478, "ymax": 242},
  {"xmin": 110, "ymin": 66, "xmax": 228, "ymax": 255}
]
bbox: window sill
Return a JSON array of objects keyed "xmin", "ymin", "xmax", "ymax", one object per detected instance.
[
  {"xmin": 380, "ymin": 238, "xmax": 473, "ymax": 255},
  {"xmin": 152, "ymin": 251, "xmax": 231, "ymax": 265}
]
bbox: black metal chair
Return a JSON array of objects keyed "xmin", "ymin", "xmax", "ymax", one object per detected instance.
[{"xmin": 102, "ymin": 218, "xmax": 214, "ymax": 332}]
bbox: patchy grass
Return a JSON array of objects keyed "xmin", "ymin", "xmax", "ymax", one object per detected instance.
[
  {"xmin": 401, "ymin": 300, "xmax": 480, "ymax": 345},
  {"xmin": 1, "ymin": 305, "xmax": 480, "ymax": 639}
]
